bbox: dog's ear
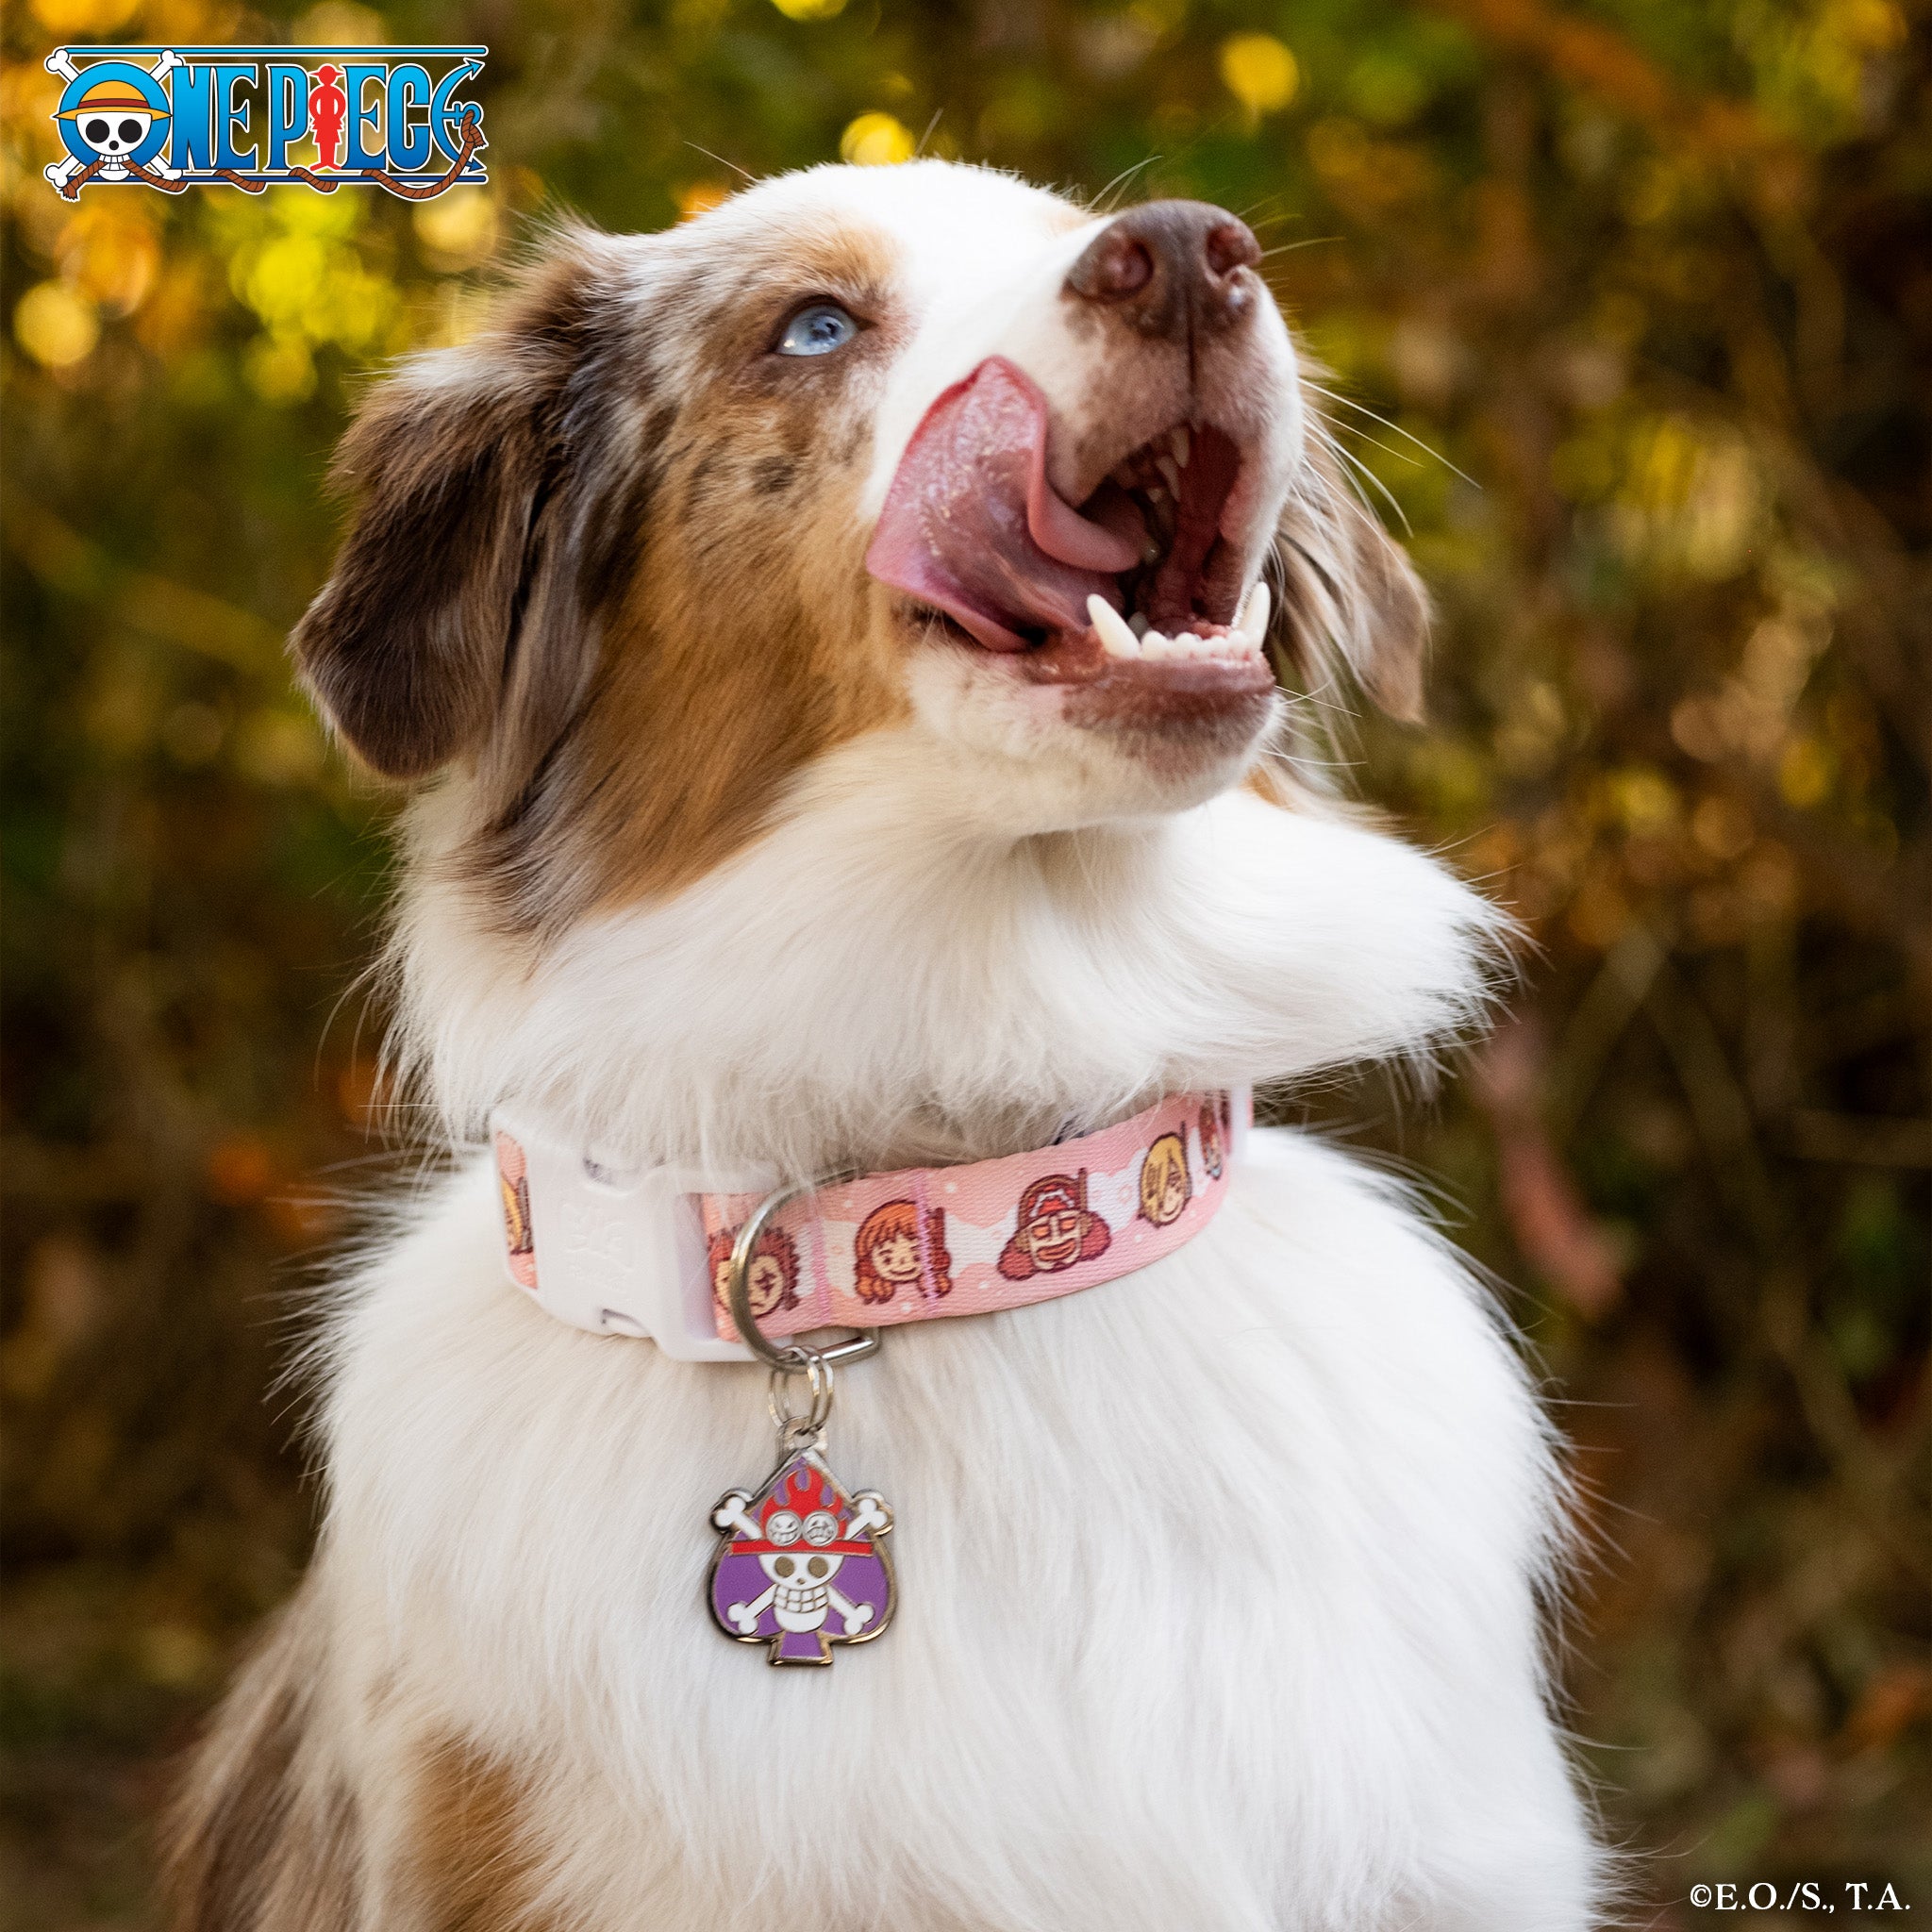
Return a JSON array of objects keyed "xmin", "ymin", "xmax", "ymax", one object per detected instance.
[
  {"xmin": 1271, "ymin": 431, "xmax": 1429, "ymax": 724},
  {"xmin": 292, "ymin": 226, "xmax": 645, "ymax": 782}
]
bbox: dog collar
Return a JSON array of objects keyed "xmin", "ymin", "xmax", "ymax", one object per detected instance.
[{"xmin": 491, "ymin": 1085, "xmax": 1250, "ymax": 1362}]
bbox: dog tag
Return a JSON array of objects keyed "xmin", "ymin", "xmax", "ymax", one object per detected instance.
[{"xmin": 708, "ymin": 1444, "xmax": 895, "ymax": 1665}]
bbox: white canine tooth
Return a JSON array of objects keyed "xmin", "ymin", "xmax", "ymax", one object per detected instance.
[
  {"xmin": 1128, "ymin": 612, "xmax": 1149, "ymax": 637},
  {"xmin": 1157, "ymin": 455, "xmax": 1182, "ymax": 497},
  {"xmin": 1172, "ymin": 425, "xmax": 1191, "ymax": 468},
  {"xmin": 1237, "ymin": 581, "xmax": 1272, "ymax": 645},
  {"xmin": 1087, "ymin": 594, "xmax": 1141, "ymax": 660}
]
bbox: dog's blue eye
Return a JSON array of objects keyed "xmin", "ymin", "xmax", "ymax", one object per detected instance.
[{"xmin": 777, "ymin": 303, "xmax": 858, "ymax": 357}]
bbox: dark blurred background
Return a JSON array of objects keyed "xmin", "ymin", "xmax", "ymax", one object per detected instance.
[{"xmin": 4, "ymin": 0, "xmax": 1928, "ymax": 1923}]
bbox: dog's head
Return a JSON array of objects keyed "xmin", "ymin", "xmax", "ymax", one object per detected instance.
[{"xmin": 295, "ymin": 161, "xmax": 1425, "ymax": 929}]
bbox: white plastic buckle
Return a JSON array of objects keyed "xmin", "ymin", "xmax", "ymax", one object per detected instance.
[{"xmin": 494, "ymin": 1111, "xmax": 760, "ymax": 1362}]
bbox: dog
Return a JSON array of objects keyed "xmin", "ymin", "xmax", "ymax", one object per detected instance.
[{"xmin": 166, "ymin": 159, "xmax": 1604, "ymax": 1930}]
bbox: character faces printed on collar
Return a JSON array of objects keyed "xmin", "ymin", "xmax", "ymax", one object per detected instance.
[
  {"xmin": 996, "ymin": 1171, "xmax": 1113, "ymax": 1279},
  {"xmin": 475, "ymin": 1089, "xmax": 1252, "ymax": 1344},
  {"xmin": 494, "ymin": 1128, "xmax": 537, "ymax": 1292},
  {"xmin": 1199, "ymin": 1099, "xmax": 1226, "ymax": 1180},
  {"xmin": 1136, "ymin": 1131, "xmax": 1192, "ymax": 1227},
  {"xmin": 853, "ymin": 1197, "xmax": 951, "ymax": 1305},
  {"xmin": 708, "ymin": 1223, "xmax": 803, "ymax": 1322}
]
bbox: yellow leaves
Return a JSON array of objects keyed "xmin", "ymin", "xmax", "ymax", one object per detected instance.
[
  {"xmin": 131, "ymin": 258, "xmax": 213, "ymax": 360},
  {"xmin": 1777, "ymin": 735, "xmax": 1833, "ymax": 808},
  {"xmin": 135, "ymin": 1623, "xmax": 216, "ymax": 1689},
  {"xmin": 242, "ymin": 333, "xmax": 316, "ymax": 405},
  {"xmin": 840, "ymin": 112, "xmax": 916, "ymax": 165},
  {"xmin": 1346, "ymin": 51, "xmax": 1430, "ymax": 127},
  {"xmin": 1672, "ymin": 588, "xmax": 1836, "ymax": 833},
  {"xmin": 1128, "ymin": 0, "xmax": 1188, "ymax": 40},
  {"xmin": 316, "ymin": 263, "xmax": 392, "ymax": 346},
  {"xmin": 28, "ymin": 0, "xmax": 139, "ymax": 31},
  {"xmin": 234, "ymin": 708, "xmax": 325, "ymax": 786},
  {"xmin": 1835, "ymin": 0, "xmax": 1907, "ymax": 51},
  {"xmin": 1691, "ymin": 794, "xmax": 1756, "ymax": 861},
  {"xmin": 1605, "ymin": 767, "xmax": 1680, "ymax": 839},
  {"xmin": 219, "ymin": 190, "xmax": 399, "ymax": 398},
  {"xmin": 1219, "ymin": 32, "xmax": 1299, "ymax": 120},
  {"xmin": 9, "ymin": 196, "xmax": 165, "ymax": 374},
  {"xmin": 413, "ymin": 187, "xmax": 500, "ymax": 270},
  {"xmin": 58, "ymin": 201, "xmax": 162, "ymax": 315},
  {"xmin": 292, "ymin": 0, "xmax": 386, "ymax": 42},
  {"xmin": 235, "ymin": 232, "xmax": 328, "ymax": 324},
  {"xmin": 1624, "ymin": 415, "xmax": 1702, "ymax": 509},
  {"xmin": 1386, "ymin": 318, "xmax": 1472, "ymax": 408},
  {"xmin": 1307, "ymin": 117, "xmax": 1439, "ymax": 214},
  {"xmin": 770, "ymin": 0, "xmax": 847, "ymax": 16},
  {"xmin": 1565, "ymin": 873, "xmax": 1633, "ymax": 951},
  {"xmin": 1585, "ymin": 414, "xmax": 1768, "ymax": 581},
  {"xmin": 1403, "ymin": 733, "xmax": 1491, "ymax": 824},
  {"xmin": 677, "ymin": 180, "xmax": 734, "ymax": 220},
  {"xmin": 978, "ymin": 85, "xmax": 1053, "ymax": 151},
  {"xmin": 13, "ymin": 281, "xmax": 98, "ymax": 370},
  {"xmin": 1494, "ymin": 678, "xmax": 1569, "ymax": 778},
  {"xmin": 1737, "ymin": 0, "xmax": 1909, "ymax": 142},
  {"xmin": 19, "ymin": 166, "xmax": 399, "ymax": 401}
]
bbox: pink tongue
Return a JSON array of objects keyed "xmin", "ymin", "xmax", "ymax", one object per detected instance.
[{"xmin": 865, "ymin": 357, "xmax": 1140, "ymax": 651}]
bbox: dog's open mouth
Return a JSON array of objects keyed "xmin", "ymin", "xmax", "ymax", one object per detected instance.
[{"xmin": 865, "ymin": 357, "xmax": 1272, "ymax": 683}]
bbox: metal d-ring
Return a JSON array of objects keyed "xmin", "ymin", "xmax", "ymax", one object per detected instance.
[{"xmin": 724, "ymin": 1173, "xmax": 880, "ymax": 1374}]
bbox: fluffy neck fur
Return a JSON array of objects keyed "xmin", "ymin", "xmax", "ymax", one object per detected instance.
[{"xmin": 387, "ymin": 729, "xmax": 1504, "ymax": 1175}]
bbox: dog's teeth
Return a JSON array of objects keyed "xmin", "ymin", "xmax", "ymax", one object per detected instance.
[
  {"xmin": 1141, "ymin": 541, "xmax": 1161, "ymax": 565},
  {"xmin": 1140, "ymin": 628, "xmax": 1172, "ymax": 660},
  {"xmin": 1236, "ymin": 581, "xmax": 1272, "ymax": 646},
  {"xmin": 1088, "ymin": 594, "xmax": 1141, "ymax": 660},
  {"xmin": 1128, "ymin": 612, "xmax": 1149, "ymax": 638},
  {"xmin": 1172, "ymin": 425, "xmax": 1191, "ymax": 468},
  {"xmin": 1173, "ymin": 631, "xmax": 1202, "ymax": 657},
  {"xmin": 1157, "ymin": 455, "xmax": 1182, "ymax": 497}
]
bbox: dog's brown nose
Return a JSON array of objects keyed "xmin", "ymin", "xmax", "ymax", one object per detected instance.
[{"xmin": 1063, "ymin": 201, "xmax": 1261, "ymax": 339}]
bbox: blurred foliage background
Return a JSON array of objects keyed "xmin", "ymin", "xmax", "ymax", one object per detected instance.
[{"xmin": 4, "ymin": 0, "xmax": 1929, "ymax": 1923}]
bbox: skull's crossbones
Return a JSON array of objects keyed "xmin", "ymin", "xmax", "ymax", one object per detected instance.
[
  {"xmin": 44, "ymin": 50, "xmax": 184, "ymax": 192},
  {"xmin": 712, "ymin": 1470, "xmax": 891, "ymax": 1641}
]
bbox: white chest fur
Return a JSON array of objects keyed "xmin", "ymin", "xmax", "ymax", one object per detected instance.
[{"xmin": 319, "ymin": 1127, "xmax": 1598, "ymax": 1929}]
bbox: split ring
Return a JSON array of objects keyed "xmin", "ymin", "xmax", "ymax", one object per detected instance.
[{"xmin": 768, "ymin": 1353, "xmax": 835, "ymax": 1441}]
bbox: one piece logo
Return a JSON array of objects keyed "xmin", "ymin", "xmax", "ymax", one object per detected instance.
[{"xmin": 45, "ymin": 43, "xmax": 487, "ymax": 200}]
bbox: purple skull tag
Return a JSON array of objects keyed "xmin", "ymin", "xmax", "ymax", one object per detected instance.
[{"xmin": 708, "ymin": 1447, "xmax": 895, "ymax": 1666}]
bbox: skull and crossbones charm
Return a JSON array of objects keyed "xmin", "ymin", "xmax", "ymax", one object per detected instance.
[
  {"xmin": 708, "ymin": 1447, "xmax": 895, "ymax": 1665},
  {"xmin": 708, "ymin": 1177, "xmax": 894, "ymax": 1666}
]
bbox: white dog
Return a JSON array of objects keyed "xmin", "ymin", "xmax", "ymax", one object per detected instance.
[{"xmin": 168, "ymin": 160, "xmax": 1604, "ymax": 1930}]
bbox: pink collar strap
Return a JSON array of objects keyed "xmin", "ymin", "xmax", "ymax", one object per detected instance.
[{"xmin": 491, "ymin": 1087, "xmax": 1250, "ymax": 1361}]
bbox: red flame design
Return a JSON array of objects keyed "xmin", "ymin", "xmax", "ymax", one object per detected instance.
[{"xmin": 759, "ymin": 1459, "xmax": 845, "ymax": 1532}]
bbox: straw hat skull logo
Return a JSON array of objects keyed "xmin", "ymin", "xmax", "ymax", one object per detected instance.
[{"xmin": 57, "ymin": 80, "xmax": 163, "ymax": 177}]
